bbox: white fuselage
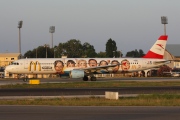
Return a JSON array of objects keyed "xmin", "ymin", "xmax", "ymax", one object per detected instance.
[{"xmin": 5, "ymin": 58, "xmax": 169, "ymax": 75}]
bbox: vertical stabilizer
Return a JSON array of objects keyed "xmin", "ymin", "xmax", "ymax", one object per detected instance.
[{"xmin": 143, "ymin": 35, "xmax": 168, "ymax": 59}]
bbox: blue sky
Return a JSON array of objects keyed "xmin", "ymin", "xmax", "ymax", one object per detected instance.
[{"xmin": 0, "ymin": 0, "xmax": 180, "ymax": 56}]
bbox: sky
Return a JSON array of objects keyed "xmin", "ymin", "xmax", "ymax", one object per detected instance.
[{"xmin": 0, "ymin": 0, "xmax": 180, "ymax": 56}]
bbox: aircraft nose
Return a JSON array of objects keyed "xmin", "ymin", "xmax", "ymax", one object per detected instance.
[{"xmin": 5, "ymin": 66, "xmax": 12, "ymax": 72}]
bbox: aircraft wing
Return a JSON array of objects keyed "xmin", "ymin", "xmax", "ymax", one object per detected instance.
[
  {"xmin": 153, "ymin": 59, "xmax": 180, "ymax": 65},
  {"xmin": 153, "ymin": 60, "xmax": 170, "ymax": 65},
  {"xmin": 73, "ymin": 63, "xmax": 120, "ymax": 73}
]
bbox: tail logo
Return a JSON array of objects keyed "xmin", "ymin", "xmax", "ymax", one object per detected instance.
[{"xmin": 156, "ymin": 44, "xmax": 164, "ymax": 49}]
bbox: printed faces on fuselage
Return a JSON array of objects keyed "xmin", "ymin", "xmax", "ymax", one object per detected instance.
[
  {"xmin": 78, "ymin": 59, "xmax": 87, "ymax": 68},
  {"xmin": 54, "ymin": 60, "xmax": 64, "ymax": 74},
  {"xmin": 66, "ymin": 60, "xmax": 76, "ymax": 67},
  {"xmin": 54, "ymin": 59, "xmax": 131, "ymax": 74},
  {"xmin": 88, "ymin": 59, "xmax": 97, "ymax": 67},
  {"xmin": 121, "ymin": 59, "xmax": 130, "ymax": 71},
  {"xmin": 111, "ymin": 60, "xmax": 120, "ymax": 73},
  {"xmin": 99, "ymin": 60, "xmax": 108, "ymax": 66}
]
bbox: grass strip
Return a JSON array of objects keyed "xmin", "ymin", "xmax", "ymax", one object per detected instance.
[
  {"xmin": 1, "ymin": 81, "xmax": 180, "ymax": 89},
  {"xmin": 0, "ymin": 94, "xmax": 180, "ymax": 106}
]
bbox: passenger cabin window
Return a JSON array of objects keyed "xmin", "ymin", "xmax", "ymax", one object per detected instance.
[{"xmin": 11, "ymin": 58, "xmax": 14, "ymax": 60}]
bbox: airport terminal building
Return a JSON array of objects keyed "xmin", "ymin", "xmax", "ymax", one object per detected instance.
[
  {"xmin": 0, "ymin": 53, "xmax": 20, "ymax": 67},
  {"xmin": 0, "ymin": 53, "xmax": 20, "ymax": 78}
]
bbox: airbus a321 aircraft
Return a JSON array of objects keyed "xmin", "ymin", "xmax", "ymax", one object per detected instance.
[{"xmin": 5, "ymin": 35, "xmax": 170, "ymax": 81}]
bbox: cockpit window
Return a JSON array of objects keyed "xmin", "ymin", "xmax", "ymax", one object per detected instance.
[{"xmin": 11, "ymin": 62, "xmax": 19, "ymax": 65}]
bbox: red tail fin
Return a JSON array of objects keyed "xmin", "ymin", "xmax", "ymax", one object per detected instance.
[{"xmin": 143, "ymin": 35, "xmax": 168, "ymax": 59}]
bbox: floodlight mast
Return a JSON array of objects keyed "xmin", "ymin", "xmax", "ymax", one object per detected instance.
[
  {"xmin": 18, "ymin": 20, "xmax": 23, "ymax": 58},
  {"xmin": 49, "ymin": 26, "xmax": 55, "ymax": 48},
  {"xmin": 161, "ymin": 16, "xmax": 168, "ymax": 35},
  {"xmin": 44, "ymin": 44, "xmax": 49, "ymax": 58},
  {"xmin": 49, "ymin": 26, "xmax": 55, "ymax": 58}
]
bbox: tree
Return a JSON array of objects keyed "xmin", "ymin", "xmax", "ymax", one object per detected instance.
[
  {"xmin": 105, "ymin": 38, "xmax": 117, "ymax": 58},
  {"xmin": 139, "ymin": 49, "xmax": 145, "ymax": 57},
  {"xmin": 64, "ymin": 39, "xmax": 83, "ymax": 58},
  {"xmin": 96, "ymin": 51, "xmax": 106, "ymax": 58},
  {"xmin": 126, "ymin": 49, "xmax": 145, "ymax": 57},
  {"xmin": 82, "ymin": 42, "xmax": 89, "ymax": 57},
  {"xmin": 82, "ymin": 42, "xmax": 97, "ymax": 58},
  {"xmin": 55, "ymin": 43, "xmax": 66, "ymax": 58},
  {"xmin": 24, "ymin": 50, "xmax": 33, "ymax": 58},
  {"xmin": 126, "ymin": 51, "xmax": 133, "ymax": 57},
  {"xmin": 23, "ymin": 38, "xmax": 147, "ymax": 59},
  {"xmin": 24, "ymin": 46, "xmax": 52, "ymax": 58}
]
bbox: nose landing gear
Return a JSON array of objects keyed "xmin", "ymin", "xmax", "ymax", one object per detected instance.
[{"xmin": 23, "ymin": 76, "xmax": 28, "ymax": 82}]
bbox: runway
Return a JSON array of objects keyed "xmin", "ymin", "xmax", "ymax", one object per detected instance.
[
  {"xmin": 1, "ymin": 76, "xmax": 180, "ymax": 85},
  {"xmin": 0, "ymin": 86, "xmax": 180, "ymax": 96},
  {"xmin": 0, "ymin": 106, "xmax": 180, "ymax": 120}
]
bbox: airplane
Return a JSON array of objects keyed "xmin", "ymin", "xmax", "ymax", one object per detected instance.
[{"xmin": 5, "ymin": 35, "xmax": 170, "ymax": 81}]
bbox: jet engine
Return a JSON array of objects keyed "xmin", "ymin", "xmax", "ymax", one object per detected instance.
[{"xmin": 69, "ymin": 70, "xmax": 85, "ymax": 78}]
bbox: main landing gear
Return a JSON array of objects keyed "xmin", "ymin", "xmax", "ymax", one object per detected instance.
[
  {"xmin": 83, "ymin": 75, "xmax": 97, "ymax": 81},
  {"xmin": 83, "ymin": 76, "xmax": 88, "ymax": 81}
]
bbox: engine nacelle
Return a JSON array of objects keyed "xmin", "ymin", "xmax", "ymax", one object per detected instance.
[{"xmin": 70, "ymin": 70, "xmax": 84, "ymax": 78}]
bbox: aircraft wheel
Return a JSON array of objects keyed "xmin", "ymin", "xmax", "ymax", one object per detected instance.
[
  {"xmin": 23, "ymin": 77, "xmax": 28, "ymax": 82},
  {"xmin": 90, "ymin": 77, "xmax": 96, "ymax": 81},
  {"xmin": 83, "ymin": 76, "xmax": 88, "ymax": 81},
  {"xmin": 23, "ymin": 78, "xmax": 27, "ymax": 82}
]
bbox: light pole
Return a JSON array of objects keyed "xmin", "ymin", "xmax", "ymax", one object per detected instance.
[
  {"xmin": 36, "ymin": 47, "xmax": 38, "ymax": 58},
  {"xmin": 18, "ymin": 20, "xmax": 23, "ymax": 58},
  {"xmin": 49, "ymin": 26, "xmax": 55, "ymax": 57},
  {"xmin": 54, "ymin": 46, "xmax": 57, "ymax": 58},
  {"xmin": 161, "ymin": 16, "xmax": 168, "ymax": 35},
  {"xmin": 119, "ymin": 50, "xmax": 122, "ymax": 58},
  {"xmin": 44, "ymin": 44, "xmax": 49, "ymax": 58},
  {"xmin": 49, "ymin": 26, "xmax": 55, "ymax": 48},
  {"xmin": 86, "ymin": 44, "xmax": 89, "ymax": 58},
  {"xmin": 83, "ymin": 43, "xmax": 89, "ymax": 58},
  {"xmin": 113, "ymin": 51, "xmax": 115, "ymax": 58}
]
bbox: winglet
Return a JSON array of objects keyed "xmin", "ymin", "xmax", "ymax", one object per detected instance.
[{"xmin": 143, "ymin": 35, "xmax": 168, "ymax": 59}]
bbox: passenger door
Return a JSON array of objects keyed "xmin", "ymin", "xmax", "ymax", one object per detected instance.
[{"xmin": 24, "ymin": 60, "xmax": 29, "ymax": 69}]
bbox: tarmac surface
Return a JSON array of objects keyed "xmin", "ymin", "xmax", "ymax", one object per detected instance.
[
  {"xmin": 0, "ymin": 77, "xmax": 180, "ymax": 120},
  {"xmin": 0, "ymin": 106, "xmax": 180, "ymax": 120},
  {"xmin": 0, "ymin": 86, "xmax": 180, "ymax": 97}
]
